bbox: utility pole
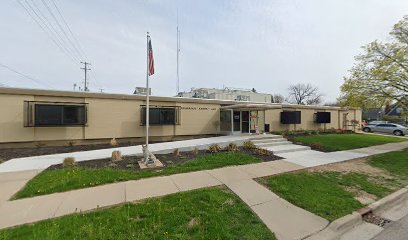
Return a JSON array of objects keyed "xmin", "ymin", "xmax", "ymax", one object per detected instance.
[
  {"xmin": 80, "ymin": 62, "xmax": 91, "ymax": 91},
  {"xmin": 176, "ymin": 26, "xmax": 180, "ymax": 95}
]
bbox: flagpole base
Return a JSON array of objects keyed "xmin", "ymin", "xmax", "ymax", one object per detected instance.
[{"xmin": 139, "ymin": 145, "xmax": 163, "ymax": 169}]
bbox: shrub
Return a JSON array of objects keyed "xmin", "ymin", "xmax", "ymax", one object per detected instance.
[
  {"xmin": 110, "ymin": 138, "xmax": 118, "ymax": 147},
  {"xmin": 310, "ymin": 143, "xmax": 323, "ymax": 150},
  {"xmin": 111, "ymin": 150, "xmax": 122, "ymax": 162},
  {"xmin": 192, "ymin": 147, "xmax": 199, "ymax": 156},
  {"xmin": 243, "ymin": 141, "xmax": 256, "ymax": 150},
  {"xmin": 173, "ymin": 148, "xmax": 181, "ymax": 157},
  {"xmin": 63, "ymin": 157, "xmax": 76, "ymax": 168},
  {"xmin": 67, "ymin": 141, "xmax": 75, "ymax": 147},
  {"xmin": 254, "ymin": 147, "xmax": 272, "ymax": 156},
  {"xmin": 208, "ymin": 144, "xmax": 221, "ymax": 153},
  {"xmin": 225, "ymin": 143, "xmax": 239, "ymax": 152}
]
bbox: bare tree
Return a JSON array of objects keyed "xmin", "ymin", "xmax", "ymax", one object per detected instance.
[
  {"xmin": 272, "ymin": 94, "xmax": 285, "ymax": 103},
  {"xmin": 287, "ymin": 83, "xmax": 323, "ymax": 105}
]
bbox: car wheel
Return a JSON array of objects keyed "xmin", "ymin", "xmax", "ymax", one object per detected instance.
[
  {"xmin": 363, "ymin": 127, "xmax": 371, "ymax": 133},
  {"xmin": 393, "ymin": 130, "xmax": 403, "ymax": 136}
]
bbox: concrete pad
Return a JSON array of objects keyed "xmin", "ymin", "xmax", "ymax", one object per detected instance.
[
  {"xmin": 125, "ymin": 176, "xmax": 180, "ymax": 202},
  {"xmin": 252, "ymin": 198, "xmax": 329, "ymax": 240},
  {"xmin": 227, "ymin": 179, "xmax": 279, "ymax": 206},
  {"xmin": 0, "ymin": 170, "xmax": 39, "ymax": 183},
  {"xmin": 0, "ymin": 180, "xmax": 28, "ymax": 203},
  {"xmin": 236, "ymin": 162, "xmax": 286, "ymax": 178},
  {"xmin": 54, "ymin": 182, "xmax": 126, "ymax": 217},
  {"xmin": 0, "ymin": 192, "xmax": 68, "ymax": 229},
  {"xmin": 169, "ymin": 171, "xmax": 222, "ymax": 192},
  {"xmin": 339, "ymin": 222, "xmax": 383, "ymax": 240},
  {"xmin": 206, "ymin": 166, "xmax": 252, "ymax": 184}
]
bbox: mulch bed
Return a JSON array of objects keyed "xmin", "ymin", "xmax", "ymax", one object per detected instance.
[
  {"xmin": 0, "ymin": 142, "xmax": 141, "ymax": 162},
  {"xmin": 47, "ymin": 147, "xmax": 282, "ymax": 172}
]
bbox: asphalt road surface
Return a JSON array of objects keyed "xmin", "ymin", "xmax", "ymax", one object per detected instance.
[{"xmin": 372, "ymin": 214, "xmax": 408, "ymax": 240}]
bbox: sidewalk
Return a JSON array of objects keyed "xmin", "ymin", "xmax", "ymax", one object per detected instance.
[
  {"xmin": 0, "ymin": 141, "xmax": 407, "ymax": 240},
  {"xmin": 0, "ymin": 135, "xmax": 256, "ymax": 173}
]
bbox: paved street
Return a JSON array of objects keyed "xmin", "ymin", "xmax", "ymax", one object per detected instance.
[{"xmin": 372, "ymin": 214, "xmax": 408, "ymax": 240}]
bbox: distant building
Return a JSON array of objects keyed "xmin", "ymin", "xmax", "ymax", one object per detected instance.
[
  {"xmin": 177, "ymin": 87, "xmax": 273, "ymax": 103},
  {"xmin": 133, "ymin": 87, "xmax": 151, "ymax": 95}
]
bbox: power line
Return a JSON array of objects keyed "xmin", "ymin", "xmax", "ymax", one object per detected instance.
[
  {"xmin": 27, "ymin": 0, "xmax": 80, "ymax": 61},
  {"xmin": 0, "ymin": 63, "xmax": 53, "ymax": 88},
  {"xmin": 17, "ymin": 0, "xmax": 76, "ymax": 62},
  {"xmin": 40, "ymin": 0, "xmax": 84, "ymax": 60},
  {"xmin": 50, "ymin": 0, "xmax": 87, "ymax": 60}
]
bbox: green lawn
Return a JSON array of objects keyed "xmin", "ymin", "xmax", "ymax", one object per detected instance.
[
  {"xmin": 0, "ymin": 188, "xmax": 276, "ymax": 240},
  {"xmin": 14, "ymin": 152, "xmax": 262, "ymax": 199},
  {"xmin": 262, "ymin": 171, "xmax": 396, "ymax": 221},
  {"xmin": 293, "ymin": 134, "xmax": 406, "ymax": 151},
  {"xmin": 368, "ymin": 149, "xmax": 408, "ymax": 179}
]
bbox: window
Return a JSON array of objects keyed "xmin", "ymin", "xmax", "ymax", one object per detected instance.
[
  {"xmin": 280, "ymin": 111, "xmax": 301, "ymax": 124},
  {"xmin": 34, "ymin": 104, "xmax": 86, "ymax": 126},
  {"xmin": 314, "ymin": 112, "xmax": 331, "ymax": 123},
  {"xmin": 141, "ymin": 107, "xmax": 178, "ymax": 125}
]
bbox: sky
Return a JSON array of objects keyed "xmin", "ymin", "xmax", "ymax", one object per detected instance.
[{"xmin": 0, "ymin": 0, "xmax": 407, "ymax": 103}]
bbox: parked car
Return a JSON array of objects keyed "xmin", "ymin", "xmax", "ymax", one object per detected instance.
[
  {"xmin": 368, "ymin": 120, "xmax": 389, "ymax": 125},
  {"xmin": 363, "ymin": 123, "xmax": 408, "ymax": 136}
]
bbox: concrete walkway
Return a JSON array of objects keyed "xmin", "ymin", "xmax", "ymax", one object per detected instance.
[
  {"xmin": 0, "ymin": 135, "xmax": 258, "ymax": 173},
  {"xmin": 0, "ymin": 140, "xmax": 407, "ymax": 240}
]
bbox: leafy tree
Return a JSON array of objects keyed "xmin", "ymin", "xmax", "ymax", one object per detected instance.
[
  {"xmin": 339, "ymin": 15, "xmax": 408, "ymax": 111},
  {"xmin": 287, "ymin": 83, "xmax": 323, "ymax": 105}
]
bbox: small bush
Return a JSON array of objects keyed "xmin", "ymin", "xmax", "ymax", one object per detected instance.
[
  {"xmin": 192, "ymin": 148, "xmax": 199, "ymax": 156},
  {"xmin": 67, "ymin": 141, "xmax": 75, "ymax": 147},
  {"xmin": 254, "ymin": 148, "xmax": 272, "ymax": 156},
  {"xmin": 208, "ymin": 144, "xmax": 221, "ymax": 153},
  {"xmin": 225, "ymin": 143, "xmax": 238, "ymax": 152},
  {"xmin": 173, "ymin": 148, "xmax": 181, "ymax": 157},
  {"xmin": 310, "ymin": 143, "xmax": 323, "ymax": 150},
  {"xmin": 110, "ymin": 138, "xmax": 118, "ymax": 147},
  {"xmin": 243, "ymin": 141, "xmax": 256, "ymax": 150},
  {"xmin": 111, "ymin": 150, "xmax": 122, "ymax": 162},
  {"xmin": 63, "ymin": 157, "xmax": 76, "ymax": 168}
]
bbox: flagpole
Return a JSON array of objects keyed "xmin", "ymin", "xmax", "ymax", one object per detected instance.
[{"xmin": 145, "ymin": 32, "xmax": 150, "ymax": 158}]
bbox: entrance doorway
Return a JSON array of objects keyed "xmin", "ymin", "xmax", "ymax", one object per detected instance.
[{"xmin": 241, "ymin": 111, "xmax": 250, "ymax": 133}]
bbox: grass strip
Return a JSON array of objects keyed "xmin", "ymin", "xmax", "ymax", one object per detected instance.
[
  {"xmin": 14, "ymin": 152, "xmax": 261, "ymax": 199},
  {"xmin": 0, "ymin": 188, "xmax": 276, "ymax": 240},
  {"xmin": 293, "ymin": 134, "xmax": 406, "ymax": 151}
]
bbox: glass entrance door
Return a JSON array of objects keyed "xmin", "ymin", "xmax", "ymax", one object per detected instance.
[
  {"xmin": 233, "ymin": 111, "xmax": 241, "ymax": 132},
  {"xmin": 241, "ymin": 111, "xmax": 250, "ymax": 133}
]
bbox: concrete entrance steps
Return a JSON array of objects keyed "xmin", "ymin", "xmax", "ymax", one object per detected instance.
[
  {"xmin": 265, "ymin": 144, "xmax": 311, "ymax": 154},
  {"xmin": 249, "ymin": 135, "xmax": 311, "ymax": 154},
  {"xmin": 255, "ymin": 141, "xmax": 292, "ymax": 148}
]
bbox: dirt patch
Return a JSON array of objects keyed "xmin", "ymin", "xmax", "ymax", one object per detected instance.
[
  {"xmin": 344, "ymin": 186, "xmax": 377, "ymax": 204},
  {"xmin": 308, "ymin": 158, "xmax": 393, "ymax": 179},
  {"xmin": 307, "ymin": 158, "xmax": 402, "ymax": 204},
  {"xmin": 187, "ymin": 217, "xmax": 200, "ymax": 228}
]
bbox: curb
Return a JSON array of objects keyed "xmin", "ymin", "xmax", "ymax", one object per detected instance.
[{"xmin": 305, "ymin": 186, "xmax": 408, "ymax": 240}]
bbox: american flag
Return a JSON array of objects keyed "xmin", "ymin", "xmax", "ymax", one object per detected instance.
[{"xmin": 148, "ymin": 36, "xmax": 154, "ymax": 76}]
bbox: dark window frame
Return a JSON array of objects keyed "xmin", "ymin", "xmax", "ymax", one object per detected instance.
[
  {"xmin": 24, "ymin": 101, "xmax": 88, "ymax": 127},
  {"xmin": 140, "ymin": 106, "xmax": 180, "ymax": 126},
  {"xmin": 280, "ymin": 111, "xmax": 301, "ymax": 124},
  {"xmin": 314, "ymin": 112, "xmax": 331, "ymax": 123}
]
